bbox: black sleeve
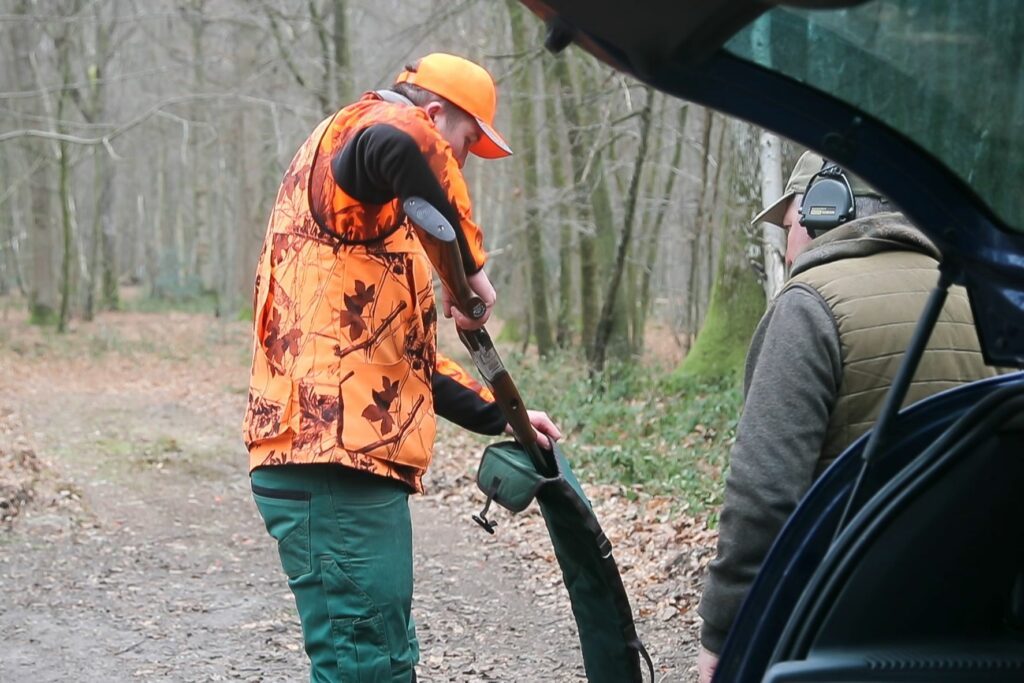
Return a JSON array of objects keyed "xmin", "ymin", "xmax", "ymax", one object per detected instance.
[
  {"xmin": 431, "ymin": 372, "xmax": 507, "ymax": 435},
  {"xmin": 332, "ymin": 123, "xmax": 480, "ymax": 273}
]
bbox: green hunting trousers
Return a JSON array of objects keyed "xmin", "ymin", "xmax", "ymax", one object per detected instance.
[{"xmin": 251, "ymin": 465, "xmax": 419, "ymax": 683}]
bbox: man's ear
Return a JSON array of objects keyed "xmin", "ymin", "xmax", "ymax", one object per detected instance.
[{"xmin": 423, "ymin": 101, "xmax": 444, "ymax": 121}]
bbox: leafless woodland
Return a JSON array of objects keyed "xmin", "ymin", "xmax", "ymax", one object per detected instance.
[{"xmin": 1, "ymin": 0, "xmax": 796, "ymax": 371}]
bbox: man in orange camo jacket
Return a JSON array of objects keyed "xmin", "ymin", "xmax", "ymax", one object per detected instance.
[{"xmin": 243, "ymin": 53, "xmax": 560, "ymax": 682}]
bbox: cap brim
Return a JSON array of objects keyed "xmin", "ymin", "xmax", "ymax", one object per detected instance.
[
  {"xmin": 751, "ymin": 190, "xmax": 796, "ymax": 227},
  {"xmin": 470, "ymin": 118, "xmax": 512, "ymax": 159}
]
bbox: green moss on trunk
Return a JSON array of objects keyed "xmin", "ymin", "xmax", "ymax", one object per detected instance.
[
  {"xmin": 29, "ymin": 303, "xmax": 58, "ymax": 327},
  {"xmin": 677, "ymin": 251, "xmax": 764, "ymax": 381}
]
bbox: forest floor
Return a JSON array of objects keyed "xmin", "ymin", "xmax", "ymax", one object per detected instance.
[{"xmin": 0, "ymin": 309, "xmax": 717, "ymax": 682}]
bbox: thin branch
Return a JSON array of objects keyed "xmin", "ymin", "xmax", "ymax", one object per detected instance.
[
  {"xmin": 352, "ymin": 396, "xmax": 425, "ymax": 455},
  {"xmin": 155, "ymin": 110, "xmax": 191, "ymax": 164},
  {"xmin": 374, "ymin": 0, "xmax": 477, "ymax": 87},
  {"xmin": 263, "ymin": 5, "xmax": 307, "ymax": 90},
  {"xmin": 332, "ymin": 302, "xmax": 409, "ymax": 362},
  {"xmin": 0, "ymin": 62, "xmax": 253, "ymax": 102},
  {"xmin": 0, "ymin": 92, "xmax": 314, "ymax": 150},
  {"xmin": 0, "ymin": 157, "xmax": 48, "ymax": 209}
]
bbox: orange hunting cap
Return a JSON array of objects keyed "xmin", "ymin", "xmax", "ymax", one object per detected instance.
[{"xmin": 396, "ymin": 53, "xmax": 512, "ymax": 159}]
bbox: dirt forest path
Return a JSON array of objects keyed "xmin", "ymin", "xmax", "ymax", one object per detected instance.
[{"xmin": 0, "ymin": 312, "xmax": 713, "ymax": 682}]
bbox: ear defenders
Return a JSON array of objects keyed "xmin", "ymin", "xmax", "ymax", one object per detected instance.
[{"xmin": 799, "ymin": 159, "xmax": 856, "ymax": 237}]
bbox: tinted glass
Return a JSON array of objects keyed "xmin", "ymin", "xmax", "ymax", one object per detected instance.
[{"xmin": 724, "ymin": 1, "xmax": 1024, "ymax": 232}]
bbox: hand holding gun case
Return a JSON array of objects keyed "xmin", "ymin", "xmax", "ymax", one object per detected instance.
[{"xmin": 404, "ymin": 197, "xmax": 654, "ymax": 683}]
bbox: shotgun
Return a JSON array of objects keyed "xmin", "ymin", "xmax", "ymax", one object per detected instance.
[{"xmin": 403, "ymin": 197, "xmax": 555, "ymax": 478}]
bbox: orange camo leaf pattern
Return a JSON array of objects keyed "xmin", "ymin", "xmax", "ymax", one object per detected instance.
[
  {"xmin": 295, "ymin": 383, "xmax": 340, "ymax": 452},
  {"xmin": 263, "ymin": 307, "xmax": 301, "ymax": 376},
  {"xmin": 245, "ymin": 391, "xmax": 283, "ymax": 443},
  {"xmin": 361, "ymin": 375, "xmax": 400, "ymax": 435},
  {"xmin": 338, "ymin": 310, "xmax": 365, "ymax": 340},
  {"xmin": 245, "ymin": 94, "xmax": 498, "ymax": 492},
  {"xmin": 270, "ymin": 234, "xmax": 293, "ymax": 267},
  {"xmin": 337, "ymin": 279, "xmax": 374, "ymax": 340},
  {"xmin": 344, "ymin": 280, "xmax": 375, "ymax": 313}
]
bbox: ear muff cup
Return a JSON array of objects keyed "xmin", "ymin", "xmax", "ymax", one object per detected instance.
[{"xmin": 800, "ymin": 162, "xmax": 856, "ymax": 237}]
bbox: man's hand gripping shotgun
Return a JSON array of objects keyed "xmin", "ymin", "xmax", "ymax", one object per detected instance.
[{"xmin": 403, "ymin": 197, "xmax": 557, "ymax": 531}]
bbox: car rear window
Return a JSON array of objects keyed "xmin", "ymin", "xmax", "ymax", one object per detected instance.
[{"xmin": 723, "ymin": 1, "xmax": 1024, "ymax": 233}]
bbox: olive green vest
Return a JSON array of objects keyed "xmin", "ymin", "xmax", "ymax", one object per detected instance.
[{"xmin": 788, "ymin": 248, "xmax": 997, "ymax": 474}]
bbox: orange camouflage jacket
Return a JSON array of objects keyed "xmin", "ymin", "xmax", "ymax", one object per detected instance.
[{"xmin": 243, "ymin": 92, "xmax": 499, "ymax": 492}]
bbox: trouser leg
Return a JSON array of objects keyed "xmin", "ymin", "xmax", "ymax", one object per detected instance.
[{"xmin": 252, "ymin": 465, "xmax": 418, "ymax": 683}]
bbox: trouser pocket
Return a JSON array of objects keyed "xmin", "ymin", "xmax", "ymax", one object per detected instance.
[
  {"xmin": 322, "ymin": 557, "xmax": 393, "ymax": 682},
  {"xmin": 252, "ymin": 484, "xmax": 312, "ymax": 579}
]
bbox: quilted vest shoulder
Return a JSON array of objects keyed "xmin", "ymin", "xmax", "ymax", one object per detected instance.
[{"xmin": 788, "ymin": 249, "xmax": 996, "ymax": 471}]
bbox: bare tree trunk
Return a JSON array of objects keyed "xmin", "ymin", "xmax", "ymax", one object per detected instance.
[
  {"xmin": 173, "ymin": 152, "xmax": 186, "ymax": 292},
  {"xmin": 136, "ymin": 192, "xmax": 152, "ymax": 293},
  {"xmin": 86, "ymin": 142, "xmax": 115, "ymax": 317},
  {"xmin": 225, "ymin": 109, "xmax": 249, "ymax": 318},
  {"xmin": 309, "ymin": 0, "xmax": 333, "ymax": 112},
  {"xmin": 55, "ymin": 9, "xmax": 80, "ymax": 333},
  {"xmin": 591, "ymin": 88, "xmax": 654, "ymax": 372},
  {"xmin": 57, "ymin": 145, "xmax": 72, "ymax": 331},
  {"xmin": 11, "ymin": 3, "xmax": 57, "ymax": 323},
  {"xmin": 758, "ymin": 132, "xmax": 786, "ymax": 298},
  {"xmin": 332, "ymin": 0, "xmax": 353, "ymax": 104},
  {"xmin": 91, "ymin": 1, "xmax": 118, "ymax": 313},
  {"xmin": 508, "ymin": 2, "xmax": 553, "ymax": 356},
  {"xmin": 748, "ymin": 14, "xmax": 786, "ymax": 299},
  {"xmin": 578, "ymin": 217, "xmax": 598, "ymax": 351},
  {"xmin": 582, "ymin": 92, "xmax": 628, "ymax": 363},
  {"xmin": 187, "ymin": 0, "xmax": 209, "ymax": 293},
  {"xmin": 83, "ymin": 22, "xmax": 101, "ymax": 319},
  {"xmin": 626, "ymin": 92, "xmax": 665, "ymax": 356},
  {"xmin": 677, "ymin": 121, "xmax": 765, "ymax": 380},
  {"xmin": 687, "ymin": 108, "xmax": 714, "ymax": 337},
  {"xmin": 100, "ymin": 185, "xmax": 119, "ymax": 309},
  {"xmin": 84, "ymin": 150, "xmax": 100, "ymax": 320},
  {"xmin": 552, "ymin": 52, "xmax": 598, "ymax": 354},
  {"xmin": 545, "ymin": 65, "xmax": 574, "ymax": 348},
  {"xmin": 586, "ymin": 151, "xmax": 620, "ymax": 363},
  {"xmin": 0, "ymin": 154, "xmax": 13, "ymax": 295},
  {"xmin": 28, "ymin": 168, "xmax": 56, "ymax": 324},
  {"xmin": 151, "ymin": 144, "xmax": 166, "ymax": 298},
  {"xmin": 637, "ymin": 102, "xmax": 688, "ymax": 350},
  {"xmin": 702, "ymin": 117, "xmax": 726, "ymax": 315}
]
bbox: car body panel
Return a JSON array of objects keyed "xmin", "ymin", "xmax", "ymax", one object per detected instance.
[{"xmin": 717, "ymin": 370, "xmax": 1024, "ymax": 681}]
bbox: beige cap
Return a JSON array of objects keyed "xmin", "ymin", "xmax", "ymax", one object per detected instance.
[{"xmin": 751, "ymin": 151, "xmax": 882, "ymax": 227}]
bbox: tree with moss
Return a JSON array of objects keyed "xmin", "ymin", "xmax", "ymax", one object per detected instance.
[{"xmin": 677, "ymin": 120, "xmax": 766, "ymax": 382}]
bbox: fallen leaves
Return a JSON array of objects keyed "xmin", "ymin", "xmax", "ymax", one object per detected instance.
[
  {"xmin": 0, "ymin": 310, "xmax": 716, "ymax": 681},
  {"xmin": 425, "ymin": 425, "xmax": 719, "ymax": 681}
]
